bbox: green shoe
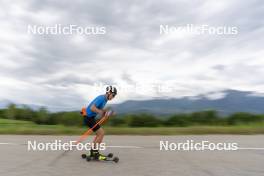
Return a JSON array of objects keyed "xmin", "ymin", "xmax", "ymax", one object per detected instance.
[{"xmin": 98, "ymin": 154, "xmax": 107, "ymax": 161}]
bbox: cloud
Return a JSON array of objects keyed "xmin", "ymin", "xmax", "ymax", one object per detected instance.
[{"xmin": 0, "ymin": 0, "xmax": 264, "ymax": 110}]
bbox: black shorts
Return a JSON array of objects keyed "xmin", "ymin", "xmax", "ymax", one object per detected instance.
[{"xmin": 83, "ymin": 117, "xmax": 101, "ymax": 132}]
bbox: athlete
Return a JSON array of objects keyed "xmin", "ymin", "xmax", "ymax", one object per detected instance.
[{"xmin": 83, "ymin": 85, "xmax": 117, "ymax": 159}]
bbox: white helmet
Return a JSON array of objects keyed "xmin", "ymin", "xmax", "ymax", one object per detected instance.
[{"xmin": 106, "ymin": 86, "xmax": 117, "ymax": 96}]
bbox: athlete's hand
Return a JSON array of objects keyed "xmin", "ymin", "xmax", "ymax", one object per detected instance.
[{"xmin": 99, "ymin": 109, "xmax": 106, "ymax": 116}]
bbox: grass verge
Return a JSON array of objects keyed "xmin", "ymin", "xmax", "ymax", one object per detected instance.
[{"xmin": 0, "ymin": 119, "xmax": 263, "ymax": 135}]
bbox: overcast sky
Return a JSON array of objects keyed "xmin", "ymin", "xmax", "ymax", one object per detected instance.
[{"xmin": 0, "ymin": 0, "xmax": 263, "ymax": 110}]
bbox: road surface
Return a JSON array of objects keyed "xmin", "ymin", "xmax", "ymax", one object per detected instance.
[{"xmin": 0, "ymin": 135, "xmax": 263, "ymax": 176}]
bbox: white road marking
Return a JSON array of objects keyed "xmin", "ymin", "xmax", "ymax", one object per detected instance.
[
  {"xmin": 237, "ymin": 147, "xmax": 264, "ymax": 150},
  {"xmin": 106, "ymin": 145, "xmax": 143, "ymax": 149},
  {"xmin": 0, "ymin": 143, "xmax": 17, "ymax": 145}
]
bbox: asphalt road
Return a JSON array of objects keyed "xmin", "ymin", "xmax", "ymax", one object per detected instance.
[{"xmin": 0, "ymin": 135, "xmax": 263, "ymax": 176}]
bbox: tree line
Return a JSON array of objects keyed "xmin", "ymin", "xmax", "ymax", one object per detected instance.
[{"xmin": 0, "ymin": 104, "xmax": 263, "ymax": 127}]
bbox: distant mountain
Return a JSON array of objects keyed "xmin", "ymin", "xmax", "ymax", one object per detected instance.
[
  {"xmin": 0, "ymin": 100, "xmax": 42, "ymax": 111},
  {"xmin": 0, "ymin": 100, "xmax": 12, "ymax": 109},
  {"xmin": 1, "ymin": 90, "xmax": 263, "ymax": 115},
  {"xmin": 112, "ymin": 90, "xmax": 264, "ymax": 115}
]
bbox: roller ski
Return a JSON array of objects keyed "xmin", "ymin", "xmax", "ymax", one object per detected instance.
[{"xmin": 81, "ymin": 150, "xmax": 119, "ymax": 163}]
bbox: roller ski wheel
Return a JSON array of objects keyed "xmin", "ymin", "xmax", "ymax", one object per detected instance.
[
  {"xmin": 107, "ymin": 153, "xmax": 113, "ymax": 158},
  {"xmin": 113, "ymin": 157, "xmax": 119, "ymax": 163},
  {"xmin": 86, "ymin": 156, "xmax": 92, "ymax": 162},
  {"xmin": 81, "ymin": 154, "xmax": 87, "ymax": 159}
]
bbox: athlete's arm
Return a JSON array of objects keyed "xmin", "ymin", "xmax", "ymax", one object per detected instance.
[{"xmin": 90, "ymin": 104, "xmax": 105, "ymax": 116}]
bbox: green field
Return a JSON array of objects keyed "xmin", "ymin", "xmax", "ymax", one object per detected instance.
[{"xmin": 0, "ymin": 118, "xmax": 263, "ymax": 135}]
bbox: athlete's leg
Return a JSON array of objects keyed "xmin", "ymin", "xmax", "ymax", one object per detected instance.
[
  {"xmin": 90, "ymin": 128, "xmax": 104, "ymax": 158},
  {"xmin": 94, "ymin": 128, "xmax": 104, "ymax": 144},
  {"xmin": 93, "ymin": 135, "xmax": 98, "ymax": 143},
  {"xmin": 93, "ymin": 128, "xmax": 107, "ymax": 160}
]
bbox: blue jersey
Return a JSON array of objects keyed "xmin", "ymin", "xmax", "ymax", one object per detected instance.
[{"xmin": 86, "ymin": 95, "xmax": 108, "ymax": 118}]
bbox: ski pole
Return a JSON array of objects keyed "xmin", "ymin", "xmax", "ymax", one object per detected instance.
[{"xmin": 75, "ymin": 114, "xmax": 109, "ymax": 144}]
